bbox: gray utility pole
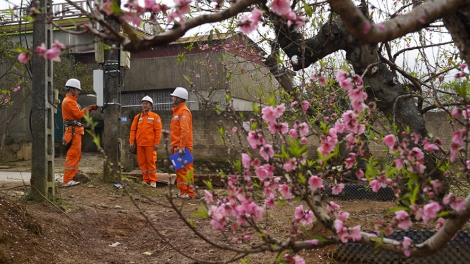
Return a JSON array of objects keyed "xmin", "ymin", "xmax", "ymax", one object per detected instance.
[
  {"xmin": 102, "ymin": 16, "xmax": 121, "ymax": 182},
  {"xmin": 30, "ymin": 0, "xmax": 55, "ymax": 200}
]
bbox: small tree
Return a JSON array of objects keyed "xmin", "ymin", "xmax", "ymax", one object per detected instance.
[{"xmin": 53, "ymin": 52, "xmax": 93, "ymax": 96}]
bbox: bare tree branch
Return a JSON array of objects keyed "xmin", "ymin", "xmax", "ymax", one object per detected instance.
[{"xmin": 326, "ymin": 0, "xmax": 468, "ymax": 44}]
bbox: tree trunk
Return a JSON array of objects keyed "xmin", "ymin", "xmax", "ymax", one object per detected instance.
[{"xmin": 443, "ymin": 4, "xmax": 470, "ymax": 63}]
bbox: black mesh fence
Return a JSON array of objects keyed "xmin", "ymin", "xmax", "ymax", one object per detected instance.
[
  {"xmin": 324, "ymin": 184, "xmax": 396, "ymax": 201},
  {"xmin": 334, "ymin": 230, "xmax": 470, "ymax": 263}
]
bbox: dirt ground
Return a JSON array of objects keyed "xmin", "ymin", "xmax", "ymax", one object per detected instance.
[{"xmin": 0, "ymin": 153, "xmax": 400, "ymax": 264}]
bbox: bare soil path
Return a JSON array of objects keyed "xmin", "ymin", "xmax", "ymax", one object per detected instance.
[{"xmin": 0, "ymin": 153, "xmax": 398, "ymax": 264}]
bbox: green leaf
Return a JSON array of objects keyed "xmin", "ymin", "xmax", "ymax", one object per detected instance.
[
  {"xmin": 298, "ymin": 172, "xmax": 306, "ymax": 184},
  {"xmin": 219, "ymin": 170, "xmax": 226, "ymax": 178},
  {"xmin": 233, "ymin": 160, "xmax": 242, "ymax": 172},
  {"xmin": 455, "ymin": 84, "xmax": 467, "ymax": 98},
  {"xmin": 437, "ymin": 211, "xmax": 450, "ymax": 218},
  {"xmin": 410, "ymin": 184, "xmax": 420, "ymax": 205},
  {"xmin": 15, "ymin": 47, "xmax": 28, "ymax": 53},
  {"xmin": 240, "ymin": 255, "xmax": 250, "ymax": 264},
  {"xmin": 184, "ymin": 42, "xmax": 194, "ymax": 51},
  {"xmin": 290, "ymin": 196, "xmax": 302, "ymax": 202},
  {"xmin": 93, "ymin": 134, "xmax": 101, "ymax": 147},
  {"xmin": 183, "ymin": 74, "xmax": 192, "ymax": 84},
  {"xmin": 176, "ymin": 52, "xmax": 187, "ymax": 64},
  {"xmin": 250, "ymin": 121, "xmax": 258, "ymax": 130},
  {"xmin": 188, "ymin": 220, "xmax": 196, "ymax": 228},
  {"xmin": 208, "ymin": 29, "xmax": 213, "ymax": 43},
  {"xmin": 191, "ymin": 205, "xmax": 209, "ymax": 218},
  {"xmin": 252, "ymin": 103, "xmax": 260, "ymax": 114},
  {"xmin": 308, "ymin": 235, "xmax": 327, "ymax": 242},
  {"xmin": 203, "ymin": 180, "xmax": 213, "ymax": 190},
  {"xmin": 287, "ymin": 137, "xmax": 307, "ymax": 157},
  {"xmin": 303, "ymin": 2, "xmax": 313, "ymax": 17},
  {"xmin": 399, "ymin": 199, "xmax": 410, "ymax": 207},
  {"xmin": 217, "ymin": 126, "xmax": 224, "ymax": 136},
  {"xmin": 265, "ymin": 95, "xmax": 276, "ymax": 106},
  {"xmin": 365, "ymin": 157, "xmax": 378, "ymax": 181}
]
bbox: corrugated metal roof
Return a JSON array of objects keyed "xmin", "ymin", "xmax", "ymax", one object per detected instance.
[
  {"xmin": 71, "ymin": 32, "xmax": 235, "ymax": 54},
  {"xmin": 72, "ymin": 49, "xmax": 95, "ymax": 54}
]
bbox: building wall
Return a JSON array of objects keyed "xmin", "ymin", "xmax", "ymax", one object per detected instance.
[
  {"xmin": 225, "ymin": 53, "xmax": 279, "ymax": 102},
  {"xmin": 0, "ymin": 106, "xmax": 460, "ymax": 167},
  {"xmin": 118, "ymin": 109, "xmax": 456, "ymax": 171},
  {"xmin": 122, "ymin": 52, "xmax": 225, "ymax": 92},
  {"xmin": 367, "ymin": 111, "xmax": 453, "ymax": 160}
]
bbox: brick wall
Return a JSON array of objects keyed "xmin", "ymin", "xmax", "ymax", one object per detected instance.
[{"xmin": 121, "ymin": 109, "xmax": 247, "ymax": 160}]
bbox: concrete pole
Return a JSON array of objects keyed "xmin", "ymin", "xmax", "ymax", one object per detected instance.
[
  {"xmin": 102, "ymin": 17, "xmax": 121, "ymax": 182},
  {"xmin": 30, "ymin": 0, "xmax": 55, "ymax": 200}
]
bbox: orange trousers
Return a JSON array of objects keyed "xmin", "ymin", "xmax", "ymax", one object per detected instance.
[
  {"xmin": 173, "ymin": 148, "xmax": 194, "ymax": 198},
  {"xmin": 137, "ymin": 146, "xmax": 157, "ymax": 183},
  {"xmin": 63, "ymin": 131, "xmax": 82, "ymax": 184}
]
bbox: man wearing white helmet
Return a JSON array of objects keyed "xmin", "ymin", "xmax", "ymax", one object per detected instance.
[
  {"xmin": 62, "ymin": 78, "xmax": 99, "ymax": 187},
  {"xmin": 129, "ymin": 95, "xmax": 162, "ymax": 187},
  {"xmin": 170, "ymin": 87, "xmax": 194, "ymax": 199}
]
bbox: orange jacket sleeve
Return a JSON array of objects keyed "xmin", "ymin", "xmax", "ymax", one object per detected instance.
[
  {"xmin": 129, "ymin": 115, "xmax": 139, "ymax": 145},
  {"xmin": 154, "ymin": 113, "xmax": 162, "ymax": 145},
  {"xmin": 62, "ymin": 94, "xmax": 87, "ymax": 121},
  {"xmin": 178, "ymin": 109, "xmax": 191, "ymax": 148}
]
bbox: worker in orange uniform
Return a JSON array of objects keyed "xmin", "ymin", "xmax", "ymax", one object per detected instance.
[
  {"xmin": 170, "ymin": 87, "xmax": 194, "ymax": 199},
  {"xmin": 62, "ymin": 78, "xmax": 98, "ymax": 187},
  {"xmin": 129, "ymin": 96, "xmax": 162, "ymax": 187}
]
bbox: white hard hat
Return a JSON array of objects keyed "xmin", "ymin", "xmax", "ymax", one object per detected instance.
[
  {"xmin": 65, "ymin": 78, "xmax": 81, "ymax": 90},
  {"xmin": 171, "ymin": 87, "xmax": 188, "ymax": 100},
  {"xmin": 141, "ymin": 95, "xmax": 153, "ymax": 104}
]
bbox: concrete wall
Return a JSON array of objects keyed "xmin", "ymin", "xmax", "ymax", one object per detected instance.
[
  {"xmin": 120, "ymin": 109, "xmax": 257, "ymax": 164},
  {"xmin": 367, "ymin": 111, "xmax": 452, "ymax": 160}
]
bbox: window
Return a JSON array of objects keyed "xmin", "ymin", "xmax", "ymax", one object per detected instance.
[{"xmin": 121, "ymin": 89, "xmax": 174, "ymax": 111}]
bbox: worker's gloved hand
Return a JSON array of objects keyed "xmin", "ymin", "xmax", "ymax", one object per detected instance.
[
  {"xmin": 86, "ymin": 105, "xmax": 99, "ymax": 111},
  {"xmin": 177, "ymin": 147, "xmax": 186, "ymax": 155}
]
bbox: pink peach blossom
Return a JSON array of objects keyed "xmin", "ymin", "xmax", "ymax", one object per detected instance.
[
  {"xmin": 17, "ymin": 52, "xmax": 30, "ymax": 64},
  {"xmin": 36, "ymin": 43, "xmax": 46, "ymax": 56},
  {"xmin": 383, "ymin": 134, "xmax": 397, "ymax": 149},
  {"xmin": 308, "ymin": 175, "xmax": 323, "ymax": 190},
  {"xmin": 271, "ymin": 0, "xmax": 291, "ymax": 16},
  {"xmin": 204, "ymin": 190, "xmax": 213, "ymax": 203},
  {"xmin": 283, "ymin": 158, "xmax": 297, "ymax": 172},
  {"xmin": 241, "ymin": 153, "xmax": 251, "ymax": 169},
  {"xmin": 370, "ymin": 179, "xmax": 380, "ymax": 192},
  {"xmin": 332, "ymin": 183, "xmax": 345, "ymax": 195},
  {"xmin": 301, "ymin": 100, "xmax": 310, "ymax": 112},
  {"xmin": 349, "ymin": 225, "xmax": 362, "ymax": 241},
  {"xmin": 279, "ymin": 184, "xmax": 294, "ymax": 199},
  {"xmin": 336, "ymin": 70, "xmax": 349, "ymax": 82}
]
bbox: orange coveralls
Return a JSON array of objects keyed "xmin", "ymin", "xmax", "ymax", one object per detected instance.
[
  {"xmin": 62, "ymin": 93, "xmax": 88, "ymax": 184},
  {"xmin": 170, "ymin": 103, "xmax": 194, "ymax": 198},
  {"xmin": 129, "ymin": 111, "xmax": 162, "ymax": 184}
]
